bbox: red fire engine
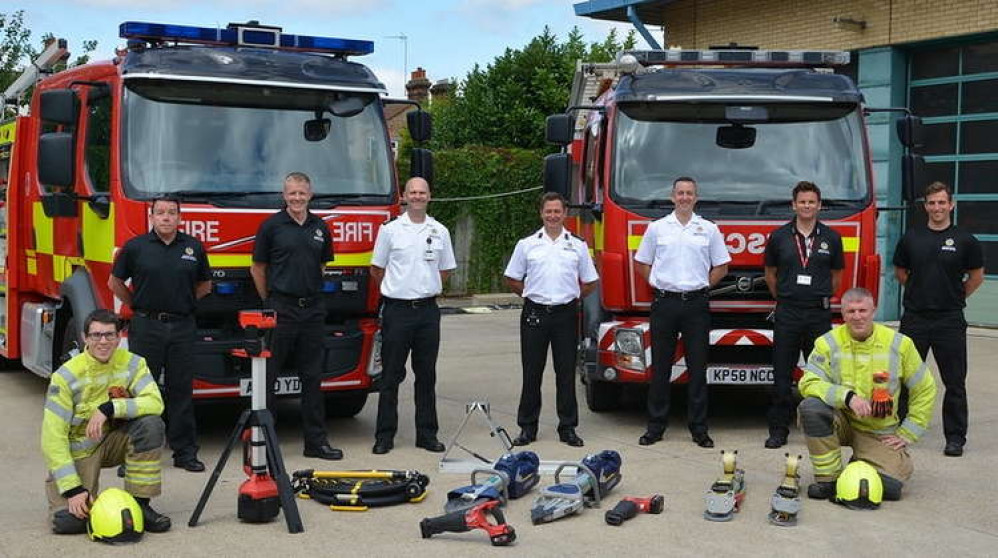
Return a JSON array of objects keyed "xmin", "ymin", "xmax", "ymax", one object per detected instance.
[
  {"xmin": 544, "ymin": 49, "xmax": 922, "ymax": 411},
  {"xmin": 0, "ymin": 21, "xmax": 433, "ymax": 416}
]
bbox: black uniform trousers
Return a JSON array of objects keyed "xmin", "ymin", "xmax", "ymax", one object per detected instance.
[
  {"xmin": 647, "ymin": 294, "xmax": 710, "ymax": 436},
  {"xmin": 768, "ymin": 303, "xmax": 831, "ymax": 437},
  {"xmin": 516, "ymin": 299, "xmax": 579, "ymax": 435},
  {"xmin": 375, "ymin": 298, "xmax": 440, "ymax": 443},
  {"xmin": 900, "ymin": 309, "xmax": 969, "ymax": 446},
  {"xmin": 266, "ymin": 296, "xmax": 328, "ymax": 448},
  {"xmin": 128, "ymin": 314, "xmax": 198, "ymax": 461}
]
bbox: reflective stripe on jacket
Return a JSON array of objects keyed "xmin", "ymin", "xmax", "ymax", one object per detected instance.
[
  {"xmin": 40, "ymin": 348, "xmax": 163, "ymax": 493},
  {"xmin": 799, "ymin": 323, "xmax": 936, "ymax": 443}
]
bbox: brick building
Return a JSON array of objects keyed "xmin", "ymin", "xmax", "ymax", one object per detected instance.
[{"xmin": 576, "ymin": 0, "xmax": 998, "ymax": 324}]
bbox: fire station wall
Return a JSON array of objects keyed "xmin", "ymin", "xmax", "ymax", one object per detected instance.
[{"xmin": 660, "ymin": 0, "xmax": 998, "ymax": 51}]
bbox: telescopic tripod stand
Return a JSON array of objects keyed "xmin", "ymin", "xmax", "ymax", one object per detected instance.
[{"xmin": 189, "ymin": 310, "xmax": 304, "ymax": 533}]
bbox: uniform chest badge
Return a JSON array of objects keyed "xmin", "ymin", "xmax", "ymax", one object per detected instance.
[
  {"xmin": 185, "ymin": 247, "xmax": 194, "ymax": 256},
  {"xmin": 942, "ymin": 237, "xmax": 957, "ymax": 252},
  {"xmin": 313, "ymin": 228, "xmax": 324, "ymax": 242},
  {"xmin": 181, "ymin": 246, "xmax": 197, "ymax": 261},
  {"xmin": 820, "ymin": 242, "xmax": 828, "ymax": 250},
  {"xmin": 945, "ymin": 238, "xmax": 954, "ymax": 246}
]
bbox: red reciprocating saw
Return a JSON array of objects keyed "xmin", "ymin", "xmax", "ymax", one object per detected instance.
[
  {"xmin": 420, "ymin": 499, "xmax": 516, "ymax": 546},
  {"xmin": 605, "ymin": 495, "xmax": 665, "ymax": 526}
]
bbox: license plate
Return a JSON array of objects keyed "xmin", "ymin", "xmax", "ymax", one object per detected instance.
[
  {"xmin": 239, "ymin": 376, "xmax": 301, "ymax": 396},
  {"xmin": 707, "ymin": 366, "xmax": 774, "ymax": 385}
]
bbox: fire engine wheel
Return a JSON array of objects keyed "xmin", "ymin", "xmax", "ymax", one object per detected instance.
[
  {"xmin": 584, "ymin": 378, "xmax": 622, "ymax": 412},
  {"xmin": 58, "ymin": 316, "xmax": 82, "ymax": 366},
  {"xmin": 324, "ymin": 391, "xmax": 369, "ymax": 418}
]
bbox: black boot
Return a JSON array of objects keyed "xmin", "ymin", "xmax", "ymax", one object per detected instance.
[{"xmin": 136, "ymin": 498, "xmax": 172, "ymax": 533}]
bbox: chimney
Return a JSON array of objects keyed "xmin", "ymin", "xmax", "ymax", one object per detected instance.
[
  {"xmin": 406, "ymin": 67, "xmax": 431, "ymax": 103},
  {"xmin": 430, "ymin": 79, "xmax": 453, "ymax": 102}
]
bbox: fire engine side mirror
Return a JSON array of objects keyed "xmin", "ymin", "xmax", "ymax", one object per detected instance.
[
  {"xmin": 407, "ymin": 110, "xmax": 432, "ymax": 143},
  {"xmin": 39, "ymin": 89, "xmax": 80, "ymax": 126},
  {"xmin": 901, "ymin": 153, "xmax": 924, "ymax": 203},
  {"xmin": 545, "ymin": 114, "xmax": 573, "ymax": 146},
  {"xmin": 896, "ymin": 115, "xmax": 924, "ymax": 151},
  {"xmin": 38, "ymin": 132, "xmax": 75, "ymax": 191},
  {"xmin": 410, "ymin": 147, "xmax": 434, "ymax": 185},
  {"xmin": 543, "ymin": 153, "xmax": 571, "ymax": 197}
]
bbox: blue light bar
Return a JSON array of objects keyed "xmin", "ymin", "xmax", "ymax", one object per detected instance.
[{"xmin": 119, "ymin": 21, "xmax": 374, "ymax": 56}]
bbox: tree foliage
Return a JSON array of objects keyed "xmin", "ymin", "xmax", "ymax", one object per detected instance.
[{"xmin": 431, "ymin": 26, "xmax": 636, "ymax": 150}]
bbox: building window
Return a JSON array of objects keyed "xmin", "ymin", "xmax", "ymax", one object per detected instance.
[{"xmin": 908, "ymin": 37, "xmax": 998, "ymax": 276}]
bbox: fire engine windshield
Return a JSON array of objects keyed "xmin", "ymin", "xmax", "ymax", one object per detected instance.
[
  {"xmin": 123, "ymin": 80, "xmax": 393, "ymax": 207},
  {"xmin": 612, "ymin": 103, "xmax": 868, "ymax": 215}
]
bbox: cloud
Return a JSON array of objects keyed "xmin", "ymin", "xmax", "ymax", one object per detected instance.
[
  {"xmin": 370, "ymin": 66, "xmax": 406, "ymax": 98},
  {"xmin": 64, "ymin": 0, "xmax": 390, "ymax": 17}
]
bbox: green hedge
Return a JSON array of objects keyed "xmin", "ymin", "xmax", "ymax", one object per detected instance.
[{"xmin": 399, "ymin": 146, "xmax": 545, "ymax": 294}]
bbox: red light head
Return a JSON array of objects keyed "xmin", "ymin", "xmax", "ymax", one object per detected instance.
[{"xmin": 238, "ymin": 309, "xmax": 277, "ymax": 330}]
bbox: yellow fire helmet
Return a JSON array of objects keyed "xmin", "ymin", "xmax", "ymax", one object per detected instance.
[
  {"xmin": 87, "ymin": 488, "xmax": 144, "ymax": 543},
  {"xmin": 835, "ymin": 460, "xmax": 883, "ymax": 510}
]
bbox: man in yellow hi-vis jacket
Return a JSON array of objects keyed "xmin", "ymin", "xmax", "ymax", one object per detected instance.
[
  {"xmin": 798, "ymin": 288, "xmax": 936, "ymax": 502},
  {"xmin": 41, "ymin": 309, "xmax": 172, "ymax": 535}
]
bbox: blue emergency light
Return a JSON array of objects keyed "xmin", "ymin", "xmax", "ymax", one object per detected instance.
[{"xmin": 119, "ymin": 21, "xmax": 374, "ymax": 56}]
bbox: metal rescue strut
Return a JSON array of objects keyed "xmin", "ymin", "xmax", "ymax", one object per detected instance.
[
  {"xmin": 444, "ymin": 451, "xmax": 540, "ymax": 513},
  {"xmin": 292, "ymin": 469, "xmax": 429, "ymax": 511},
  {"xmin": 420, "ymin": 499, "xmax": 516, "ymax": 546},
  {"xmin": 704, "ymin": 450, "xmax": 745, "ymax": 522},
  {"xmin": 768, "ymin": 453, "xmax": 803, "ymax": 527},
  {"xmin": 439, "ymin": 401, "xmax": 514, "ymax": 474},
  {"xmin": 189, "ymin": 310, "xmax": 304, "ymax": 533},
  {"xmin": 530, "ymin": 450, "xmax": 622, "ymax": 524}
]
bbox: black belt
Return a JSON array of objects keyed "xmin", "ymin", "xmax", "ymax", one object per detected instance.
[
  {"xmin": 778, "ymin": 298, "xmax": 830, "ymax": 310},
  {"xmin": 653, "ymin": 288, "xmax": 708, "ymax": 301},
  {"xmin": 525, "ymin": 298, "xmax": 578, "ymax": 313},
  {"xmin": 134, "ymin": 310, "xmax": 191, "ymax": 322},
  {"xmin": 270, "ymin": 292, "xmax": 318, "ymax": 308},
  {"xmin": 383, "ymin": 296, "xmax": 436, "ymax": 308}
]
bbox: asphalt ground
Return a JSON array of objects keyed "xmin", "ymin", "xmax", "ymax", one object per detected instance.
[{"xmin": 1, "ymin": 308, "xmax": 995, "ymax": 557}]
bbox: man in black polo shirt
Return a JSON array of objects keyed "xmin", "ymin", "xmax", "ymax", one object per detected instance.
[
  {"xmin": 893, "ymin": 181, "xmax": 984, "ymax": 457},
  {"xmin": 109, "ymin": 196, "xmax": 211, "ymax": 472},
  {"xmin": 763, "ymin": 181, "xmax": 844, "ymax": 449},
  {"xmin": 251, "ymin": 171, "xmax": 342, "ymax": 461}
]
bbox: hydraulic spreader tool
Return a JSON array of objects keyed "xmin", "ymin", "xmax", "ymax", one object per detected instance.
[{"xmin": 704, "ymin": 450, "xmax": 745, "ymax": 522}]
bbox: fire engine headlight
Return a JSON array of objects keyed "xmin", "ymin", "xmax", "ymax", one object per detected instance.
[{"xmin": 615, "ymin": 329, "xmax": 643, "ymax": 356}]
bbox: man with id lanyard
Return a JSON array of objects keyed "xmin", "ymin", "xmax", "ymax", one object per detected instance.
[
  {"xmin": 370, "ymin": 177, "xmax": 456, "ymax": 455},
  {"xmin": 763, "ymin": 181, "xmax": 844, "ymax": 449}
]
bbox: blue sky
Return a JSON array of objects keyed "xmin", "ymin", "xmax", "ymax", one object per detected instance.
[{"xmin": 17, "ymin": 1, "xmax": 639, "ymax": 97}]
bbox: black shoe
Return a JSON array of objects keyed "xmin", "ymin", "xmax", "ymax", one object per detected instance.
[
  {"xmin": 764, "ymin": 434, "xmax": 787, "ymax": 449},
  {"xmin": 51, "ymin": 509, "xmax": 87, "ymax": 535},
  {"xmin": 638, "ymin": 430, "xmax": 663, "ymax": 446},
  {"xmin": 372, "ymin": 439, "xmax": 393, "ymax": 455},
  {"xmin": 303, "ymin": 443, "xmax": 344, "ymax": 460},
  {"xmin": 512, "ymin": 430, "xmax": 536, "ymax": 447},
  {"xmin": 692, "ymin": 432, "xmax": 714, "ymax": 448},
  {"xmin": 807, "ymin": 481, "xmax": 836, "ymax": 500},
  {"xmin": 138, "ymin": 501, "xmax": 172, "ymax": 533},
  {"xmin": 173, "ymin": 457, "xmax": 206, "ymax": 472},
  {"xmin": 944, "ymin": 442, "xmax": 964, "ymax": 457},
  {"xmin": 559, "ymin": 430, "xmax": 584, "ymax": 447},
  {"xmin": 416, "ymin": 438, "xmax": 446, "ymax": 453}
]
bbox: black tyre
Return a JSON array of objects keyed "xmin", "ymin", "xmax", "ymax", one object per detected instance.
[
  {"xmin": 584, "ymin": 378, "xmax": 622, "ymax": 412},
  {"xmin": 324, "ymin": 390, "xmax": 369, "ymax": 418},
  {"xmin": 58, "ymin": 314, "xmax": 82, "ymax": 367}
]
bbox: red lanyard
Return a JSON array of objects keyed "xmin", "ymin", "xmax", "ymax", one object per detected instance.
[{"xmin": 795, "ymin": 232, "xmax": 814, "ymax": 269}]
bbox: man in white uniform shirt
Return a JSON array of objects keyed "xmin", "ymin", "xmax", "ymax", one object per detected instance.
[
  {"xmin": 504, "ymin": 193, "xmax": 599, "ymax": 447},
  {"xmin": 634, "ymin": 177, "xmax": 730, "ymax": 448},
  {"xmin": 370, "ymin": 177, "xmax": 457, "ymax": 455}
]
